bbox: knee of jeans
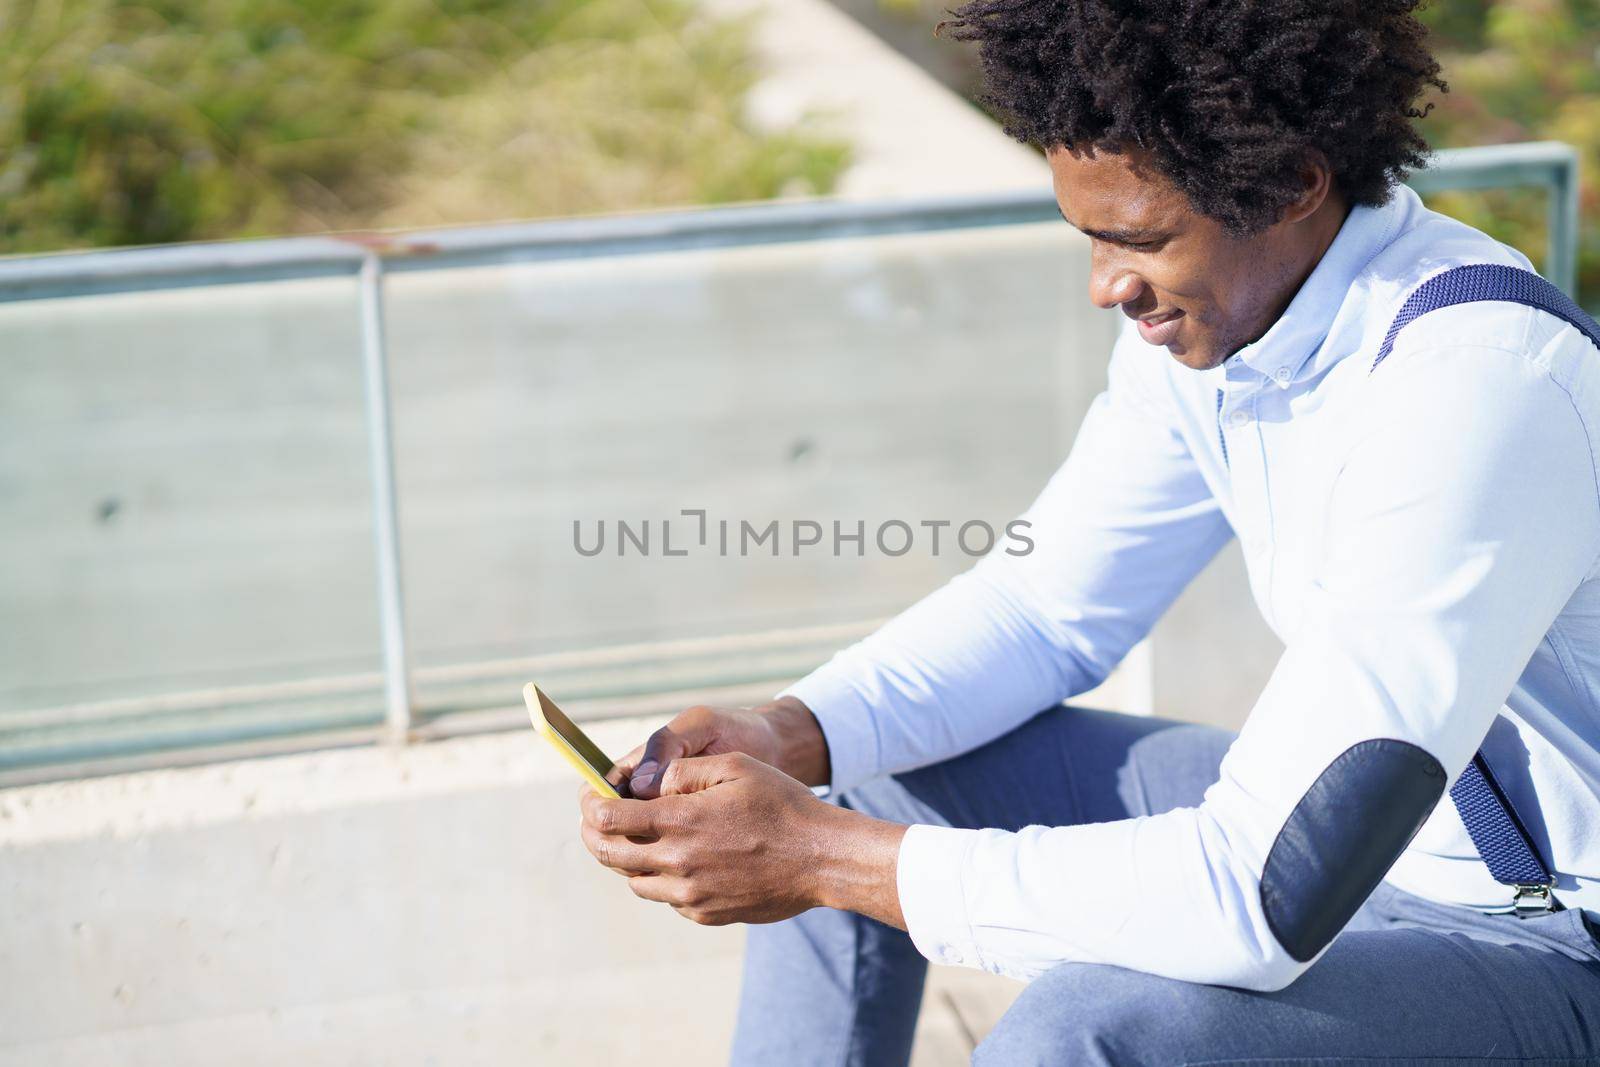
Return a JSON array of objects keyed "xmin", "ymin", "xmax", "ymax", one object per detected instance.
[{"xmin": 973, "ymin": 964, "xmax": 1236, "ymax": 1067}]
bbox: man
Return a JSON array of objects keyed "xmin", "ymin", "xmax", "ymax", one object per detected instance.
[{"xmin": 579, "ymin": 1, "xmax": 1600, "ymax": 1062}]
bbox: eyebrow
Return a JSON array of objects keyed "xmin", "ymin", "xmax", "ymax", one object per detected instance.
[{"xmin": 1057, "ymin": 207, "xmax": 1164, "ymax": 244}]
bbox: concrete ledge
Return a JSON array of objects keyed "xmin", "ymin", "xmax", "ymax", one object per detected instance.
[
  {"xmin": 0, "ymin": 715, "xmax": 743, "ymax": 1064},
  {"xmin": 0, "ymin": 648, "xmax": 1145, "ymax": 1064}
]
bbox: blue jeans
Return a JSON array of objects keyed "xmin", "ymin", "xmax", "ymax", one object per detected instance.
[{"xmin": 730, "ymin": 706, "xmax": 1600, "ymax": 1066}]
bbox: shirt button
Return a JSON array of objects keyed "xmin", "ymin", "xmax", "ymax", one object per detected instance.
[
  {"xmin": 1274, "ymin": 367, "xmax": 1291, "ymax": 384},
  {"xmin": 1228, "ymin": 410, "xmax": 1250, "ymax": 428}
]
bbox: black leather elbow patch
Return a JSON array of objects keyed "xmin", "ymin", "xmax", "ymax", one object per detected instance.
[{"xmin": 1260, "ymin": 739, "xmax": 1446, "ymax": 962}]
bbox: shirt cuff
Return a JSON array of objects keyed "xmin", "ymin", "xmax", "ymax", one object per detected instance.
[
  {"xmin": 776, "ymin": 666, "xmax": 883, "ymax": 795},
  {"xmin": 897, "ymin": 823, "xmax": 985, "ymax": 970}
]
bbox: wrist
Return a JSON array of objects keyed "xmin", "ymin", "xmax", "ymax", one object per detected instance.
[
  {"xmin": 808, "ymin": 803, "xmax": 908, "ymax": 928},
  {"xmin": 759, "ymin": 695, "xmax": 831, "ymax": 787}
]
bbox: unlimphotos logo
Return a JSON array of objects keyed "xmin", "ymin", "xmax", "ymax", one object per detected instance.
[{"xmin": 573, "ymin": 509, "xmax": 1034, "ymax": 558}]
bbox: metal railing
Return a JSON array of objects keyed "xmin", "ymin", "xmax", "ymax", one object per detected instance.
[
  {"xmin": 0, "ymin": 140, "xmax": 1582, "ymax": 775},
  {"xmin": 1408, "ymin": 142, "xmax": 1581, "ymax": 297}
]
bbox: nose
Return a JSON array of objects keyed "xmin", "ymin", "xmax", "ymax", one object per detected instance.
[{"xmin": 1087, "ymin": 248, "xmax": 1144, "ymax": 311}]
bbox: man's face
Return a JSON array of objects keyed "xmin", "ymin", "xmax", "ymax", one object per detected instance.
[{"xmin": 1047, "ymin": 145, "xmax": 1317, "ymax": 371}]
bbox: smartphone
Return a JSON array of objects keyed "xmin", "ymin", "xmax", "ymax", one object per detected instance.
[{"xmin": 523, "ymin": 682, "xmax": 629, "ymax": 799}]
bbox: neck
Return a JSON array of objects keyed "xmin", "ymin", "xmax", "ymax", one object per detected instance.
[
  {"xmin": 1223, "ymin": 193, "xmax": 1351, "ymax": 366},
  {"xmin": 1275, "ymin": 193, "xmax": 1351, "ymax": 324}
]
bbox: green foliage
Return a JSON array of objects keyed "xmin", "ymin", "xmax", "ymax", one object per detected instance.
[
  {"xmin": 1418, "ymin": 0, "xmax": 1495, "ymax": 51},
  {"xmin": 1416, "ymin": 0, "xmax": 1600, "ymax": 303},
  {"xmin": 0, "ymin": 0, "xmax": 851, "ymax": 252}
]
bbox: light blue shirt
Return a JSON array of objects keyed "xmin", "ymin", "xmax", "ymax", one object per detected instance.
[{"xmin": 782, "ymin": 183, "xmax": 1600, "ymax": 990}]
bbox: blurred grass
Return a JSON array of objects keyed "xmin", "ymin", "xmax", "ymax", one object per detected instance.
[{"xmin": 0, "ymin": 0, "xmax": 851, "ymax": 252}]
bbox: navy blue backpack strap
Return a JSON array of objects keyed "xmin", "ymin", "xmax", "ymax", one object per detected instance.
[{"xmin": 1373, "ymin": 262, "xmax": 1600, "ymax": 914}]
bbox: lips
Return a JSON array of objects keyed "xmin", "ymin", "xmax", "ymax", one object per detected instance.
[{"xmin": 1135, "ymin": 310, "xmax": 1184, "ymax": 347}]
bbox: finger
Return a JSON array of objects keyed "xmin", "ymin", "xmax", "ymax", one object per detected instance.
[
  {"xmin": 580, "ymin": 822, "xmax": 657, "ymax": 875},
  {"xmin": 658, "ymin": 752, "xmax": 753, "ymax": 797},
  {"xmin": 627, "ymin": 873, "xmax": 692, "ymax": 906},
  {"xmin": 632, "ymin": 706, "xmax": 717, "ymax": 799},
  {"xmin": 579, "ymin": 791, "xmax": 660, "ymax": 838},
  {"xmin": 672, "ymin": 904, "xmax": 730, "ymax": 926}
]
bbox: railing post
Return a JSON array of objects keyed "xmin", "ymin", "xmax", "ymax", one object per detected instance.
[
  {"xmin": 358, "ymin": 251, "xmax": 415, "ymax": 743},
  {"xmin": 1547, "ymin": 149, "xmax": 1581, "ymax": 301}
]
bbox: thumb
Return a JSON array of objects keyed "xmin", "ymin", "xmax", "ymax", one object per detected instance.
[
  {"xmin": 630, "ymin": 709, "xmax": 717, "ymax": 798},
  {"xmin": 658, "ymin": 752, "xmax": 751, "ymax": 797}
]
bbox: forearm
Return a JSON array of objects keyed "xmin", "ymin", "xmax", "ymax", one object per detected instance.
[{"xmin": 779, "ymin": 569, "xmax": 1102, "ymax": 793}]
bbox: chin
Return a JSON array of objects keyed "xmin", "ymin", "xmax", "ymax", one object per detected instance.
[{"xmin": 1166, "ymin": 343, "xmax": 1221, "ymax": 371}]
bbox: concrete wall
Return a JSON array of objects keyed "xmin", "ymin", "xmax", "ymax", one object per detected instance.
[
  {"xmin": 1, "ymin": 659, "xmax": 1147, "ymax": 1065},
  {"xmin": 1152, "ymin": 544, "xmax": 1281, "ymax": 733},
  {"xmin": 0, "ymin": 716, "xmax": 742, "ymax": 1066}
]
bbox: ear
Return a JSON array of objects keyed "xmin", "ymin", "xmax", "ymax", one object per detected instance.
[{"xmin": 1281, "ymin": 149, "xmax": 1334, "ymax": 226}]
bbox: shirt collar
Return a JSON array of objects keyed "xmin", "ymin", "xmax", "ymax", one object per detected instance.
[{"xmin": 1224, "ymin": 191, "xmax": 1404, "ymax": 389}]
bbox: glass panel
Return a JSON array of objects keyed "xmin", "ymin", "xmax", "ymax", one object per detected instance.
[
  {"xmin": 383, "ymin": 222, "xmax": 1115, "ymax": 718},
  {"xmin": 0, "ymin": 276, "xmax": 381, "ymax": 772},
  {"xmin": 0, "ymin": 217, "xmax": 1119, "ymax": 776}
]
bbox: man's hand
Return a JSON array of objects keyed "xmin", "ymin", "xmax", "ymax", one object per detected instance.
[
  {"xmin": 617, "ymin": 696, "xmax": 829, "ymax": 798},
  {"xmin": 579, "ymin": 752, "xmax": 906, "ymax": 929}
]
